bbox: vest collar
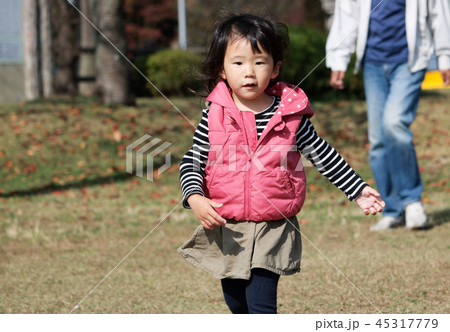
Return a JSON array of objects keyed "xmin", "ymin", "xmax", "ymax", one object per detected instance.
[
  {"xmin": 206, "ymin": 80, "xmax": 314, "ymax": 151},
  {"xmin": 206, "ymin": 80, "xmax": 311, "ymax": 117}
]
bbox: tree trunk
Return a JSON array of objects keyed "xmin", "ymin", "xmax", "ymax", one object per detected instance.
[
  {"xmin": 96, "ymin": 0, "xmax": 132, "ymax": 105},
  {"xmin": 50, "ymin": 0, "xmax": 79, "ymax": 95},
  {"xmin": 78, "ymin": 0, "xmax": 97, "ymax": 96},
  {"xmin": 23, "ymin": 0, "xmax": 40, "ymax": 101},
  {"xmin": 39, "ymin": 0, "xmax": 53, "ymax": 98}
]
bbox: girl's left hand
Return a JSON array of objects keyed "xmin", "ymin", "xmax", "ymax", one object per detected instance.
[{"xmin": 355, "ymin": 186, "xmax": 385, "ymax": 215}]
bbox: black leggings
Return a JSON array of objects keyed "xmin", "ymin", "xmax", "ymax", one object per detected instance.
[{"xmin": 220, "ymin": 268, "xmax": 280, "ymax": 314}]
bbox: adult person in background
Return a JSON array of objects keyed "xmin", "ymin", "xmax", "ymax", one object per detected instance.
[{"xmin": 325, "ymin": 0, "xmax": 450, "ymax": 231}]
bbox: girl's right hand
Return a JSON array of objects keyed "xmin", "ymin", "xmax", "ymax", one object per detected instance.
[{"xmin": 187, "ymin": 194, "xmax": 227, "ymax": 230}]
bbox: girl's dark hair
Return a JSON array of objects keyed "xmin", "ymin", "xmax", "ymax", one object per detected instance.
[{"xmin": 200, "ymin": 13, "xmax": 290, "ymax": 94}]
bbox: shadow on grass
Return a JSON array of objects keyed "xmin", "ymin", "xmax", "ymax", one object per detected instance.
[
  {"xmin": 429, "ymin": 208, "xmax": 450, "ymax": 226},
  {"xmin": 0, "ymin": 172, "xmax": 134, "ymax": 198},
  {"xmin": 410, "ymin": 208, "xmax": 450, "ymax": 231},
  {"xmin": 1, "ymin": 154, "xmax": 183, "ymax": 198},
  {"xmin": 420, "ymin": 90, "xmax": 450, "ymax": 99}
]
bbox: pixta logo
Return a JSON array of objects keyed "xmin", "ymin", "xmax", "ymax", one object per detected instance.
[{"xmin": 126, "ymin": 134, "xmax": 172, "ymax": 181}]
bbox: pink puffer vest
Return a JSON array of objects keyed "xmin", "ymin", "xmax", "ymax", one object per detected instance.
[{"xmin": 204, "ymin": 80, "xmax": 314, "ymax": 221}]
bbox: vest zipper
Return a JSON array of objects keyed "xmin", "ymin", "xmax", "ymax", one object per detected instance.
[{"xmin": 239, "ymin": 111, "xmax": 251, "ymax": 220}]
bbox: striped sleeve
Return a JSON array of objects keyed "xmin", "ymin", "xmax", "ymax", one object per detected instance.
[
  {"xmin": 296, "ymin": 116, "xmax": 367, "ymax": 201},
  {"xmin": 179, "ymin": 108, "xmax": 210, "ymax": 209}
]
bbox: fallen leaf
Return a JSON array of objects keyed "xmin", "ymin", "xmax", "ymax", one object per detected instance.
[
  {"xmin": 70, "ymin": 108, "xmax": 81, "ymax": 116},
  {"xmin": 308, "ymin": 183, "xmax": 323, "ymax": 192},
  {"xmin": 152, "ymin": 192, "xmax": 162, "ymax": 198},
  {"xmin": 23, "ymin": 163, "xmax": 37, "ymax": 174}
]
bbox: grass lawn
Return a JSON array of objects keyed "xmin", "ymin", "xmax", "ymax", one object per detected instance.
[{"xmin": 0, "ymin": 91, "xmax": 449, "ymax": 314}]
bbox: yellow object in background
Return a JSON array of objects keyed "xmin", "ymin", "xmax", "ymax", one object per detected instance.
[{"xmin": 421, "ymin": 71, "xmax": 450, "ymax": 90}]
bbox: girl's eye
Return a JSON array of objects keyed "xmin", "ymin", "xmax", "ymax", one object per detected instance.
[
  {"xmin": 234, "ymin": 62, "xmax": 242, "ymax": 65},
  {"xmin": 256, "ymin": 62, "xmax": 264, "ymax": 65}
]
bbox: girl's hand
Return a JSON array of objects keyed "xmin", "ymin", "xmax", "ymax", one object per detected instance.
[
  {"xmin": 355, "ymin": 186, "xmax": 385, "ymax": 215},
  {"xmin": 187, "ymin": 194, "xmax": 227, "ymax": 230}
]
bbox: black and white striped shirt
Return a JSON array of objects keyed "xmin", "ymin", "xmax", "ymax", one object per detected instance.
[{"xmin": 180, "ymin": 97, "xmax": 367, "ymax": 209}]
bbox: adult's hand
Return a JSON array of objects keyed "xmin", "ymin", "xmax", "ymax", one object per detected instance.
[
  {"xmin": 330, "ymin": 71, "xmax": 346, "ymax": 90},
  {"xmin": 440, "ymin": 69, "xmax": 450, "ymax": 86}
]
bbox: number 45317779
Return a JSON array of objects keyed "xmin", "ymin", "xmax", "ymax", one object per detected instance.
[{"xmin": 375, "ymin": 319, "xmax": 438, "ymax": 329}]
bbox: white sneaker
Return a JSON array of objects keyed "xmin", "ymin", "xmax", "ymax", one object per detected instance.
[
  {"xmin": 405, "ymin": 202, "xmax": 427, "ymax": 229},
  {"xmin": 370, "ymin": 216, "xmax": 405, "ymax": 231}
]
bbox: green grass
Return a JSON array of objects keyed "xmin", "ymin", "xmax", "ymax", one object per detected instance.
[{"xmin": 0, "ymin": 91, "xmax": 449, "ymax": 314}]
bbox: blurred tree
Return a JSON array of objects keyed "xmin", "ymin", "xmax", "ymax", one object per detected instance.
[
  {"xmin": 23, "ymin": 0, "xmax": 54, "ymax": 100},
  {"xmin": 185, "ymin": 0, "xmax": 325, "ymax": 48},
  {"xmin": 50, "ymin": 0, "xmax": 79, "ymax": 95},
  {"xmin": 39, "ymin": 0, "xmax": 53, "ymax": 98},
  {"xmin": 122, "ymin": 0, "xmax": 178, "ymax": 97},
  {"xmin": 96, "ymin": 0, "xmax": 133, "ymax": 105},
  {"xmin": 23, "ymin": 0, "xmax": 39, "ymax": 100},
  {"xmin": 300, "ymin": 0, "xmax": 325, "ymax": 31},
  {"xmin": 122, "ymin": 0, "xmax": 178, "ymax": 56},
  {"xmin": 78, "ymin": 0, "xmax": 97, "ymax": 96}
]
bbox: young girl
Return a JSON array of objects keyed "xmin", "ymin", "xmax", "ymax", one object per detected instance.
[{"xmin": 178, "ymin": 14, "xmax": 384, "ymax": 314}]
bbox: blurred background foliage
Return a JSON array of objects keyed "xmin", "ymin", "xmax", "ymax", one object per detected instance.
[
  {"xmin": 145, "ymin": 49, "xmax": 202, "ymax": 96},
  {"xmin": 17, "ymin": 0, "xmax": 361, "ymax": 105},
  {"xmin": 124, "ymin": 0, "xmax": 364, "ymax": 100},
  {"xmin": 17, "ymin": 0, "xmax": 363, "ymax": 105}
]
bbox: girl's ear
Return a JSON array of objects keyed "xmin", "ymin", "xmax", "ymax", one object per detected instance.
[
  {"xmin": 219, "ymin": 69, "xmax": 226, "ymax": 80},
  {"xmin": 271, "ymin": 61, "xmax": 282, "ymax": 79}
]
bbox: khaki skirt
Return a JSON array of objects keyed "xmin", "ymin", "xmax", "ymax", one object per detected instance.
[{"xmin": 177, "ymin": 215, "xmax": 302, "ymax": 280}]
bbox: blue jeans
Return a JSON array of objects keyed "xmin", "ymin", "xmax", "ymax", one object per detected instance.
[
  {"xmin": 363, "ymin": 62, "xmax": 425, "ymax": 217},
  {"xmin": 221, "ymin": 268, "xmax": 280, "ymax": 314}
]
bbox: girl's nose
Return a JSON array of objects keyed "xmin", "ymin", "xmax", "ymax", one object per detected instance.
[{"xmin": 244, "ymin": 65, "xmax": 255, "ymax": 77}]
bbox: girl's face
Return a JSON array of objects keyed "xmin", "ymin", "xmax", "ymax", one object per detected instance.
[{"xmin": 220, "ymin": 36, "xmax": 281, "ymax": 111}]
